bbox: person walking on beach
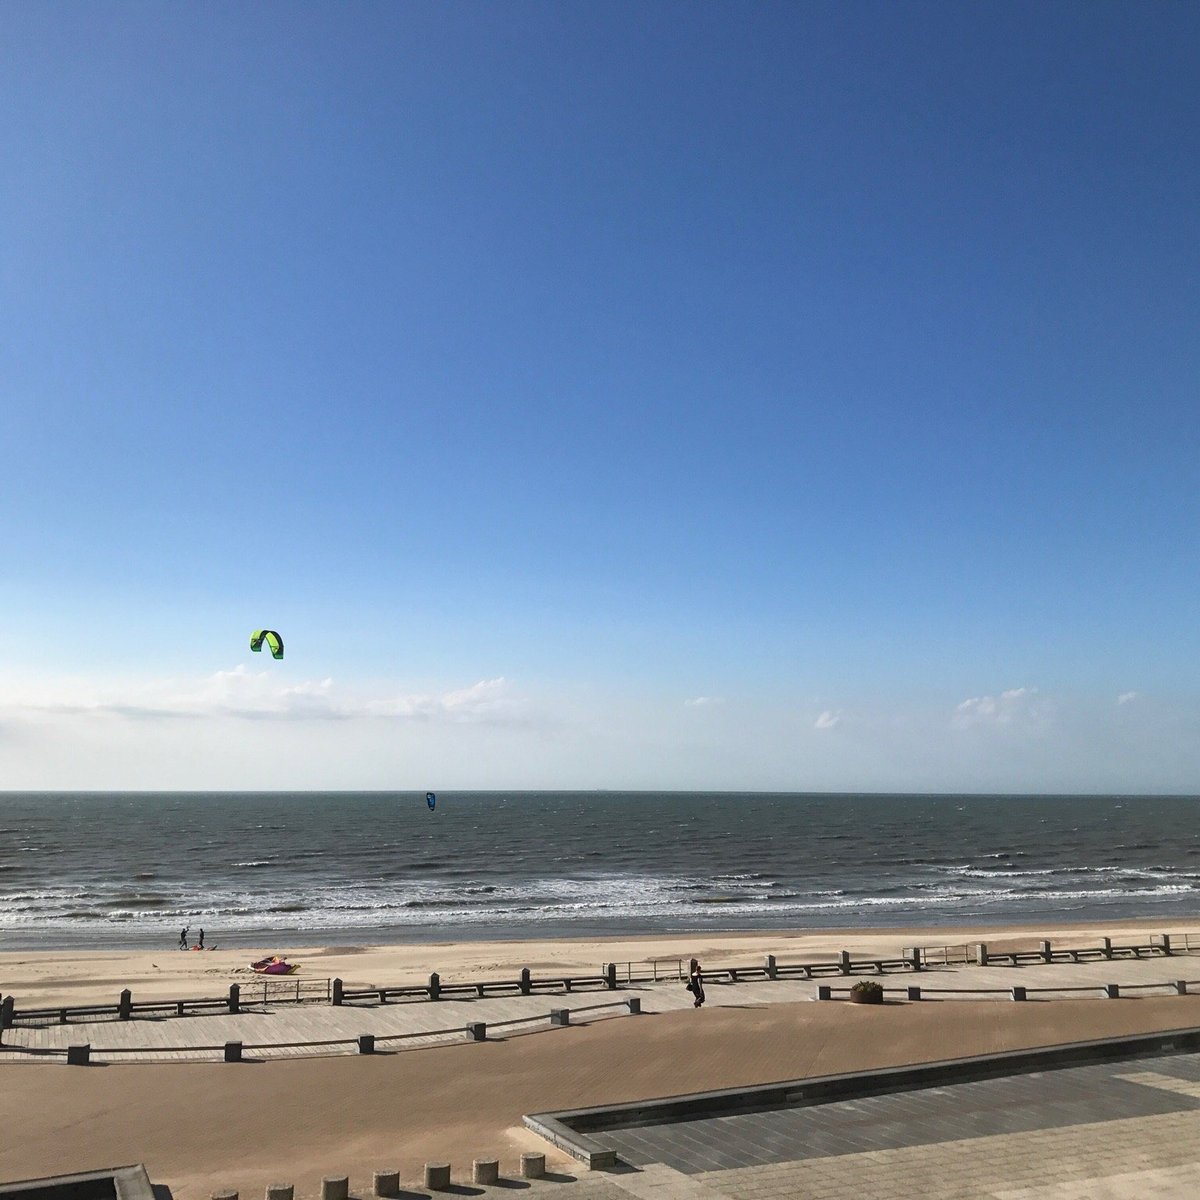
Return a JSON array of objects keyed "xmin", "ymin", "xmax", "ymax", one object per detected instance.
[
  {"xmin": 688, "ymin": 958, "xmax": 705, "ymax": 1008},
  {"xmin": 197, "ymin": 928, "xmax": 204, "ymax": 950},
  {"xmin": 179, "ymin": 927, "xmax": 188, "ymax": 950}
]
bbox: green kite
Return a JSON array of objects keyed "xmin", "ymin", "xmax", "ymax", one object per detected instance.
[{"xmin": 250, "ymin": 629, "xmax": 284, "ymax": 660}]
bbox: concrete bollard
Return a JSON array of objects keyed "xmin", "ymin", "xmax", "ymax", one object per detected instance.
[
  {"xmin": 520, "ymin": 967, "xmax": 531, "ymax": 995},
  {"xmin": 817, "ymin": 985, "xmax": 832, "ymax": 1001},
  {"xmin": 1161, "ymin": 933, "xmax": 1174, "ymax": 956},
  {"xmin": 909, "ymin": 947, "xmax": 922, "ymax": 972},
  {"xmin": 320, "ymin": 1179, "xmax": 348, "ymax": 1200},
  {"xmin": 372, "ymin": 1171, "xmax": 399, "ymax": 1198},
  {"xmin": 976, "ymin": 943, "xmax": 989, "ymax": 966},
  {"xmin": 0, "ymin": 994, "xmax": 12, "ymax": 1029},
  {"xmin": 604, "ymin": 961, "xmax": 617, "ymax": 989},
  {"xmin": 428, "ymin": 972, "xmax": 441, "ymax": 1001},
  {"xmin": 1041, "ymin": 940, "xmax": 1052, "ymax": 963},
  {"xmin": 1105, "ymin": 984, "xmax": 1120, "ymax": 999},
  {"xmin": 1176, "ymin": 980, "xmax": 1188, "ymax": 995},
  {"xmin": 1011, "ymin": 986, "xmax": 1026, "ymax": 1002},
  {"xmin": 765, "ymin": 954, "xmax": 777, "ymax": 980},
  {"xmin": 266, "ymin": 1186, "xmax": 293, "ymax": 1200},
  {"xmin": 472, "ymin": 1160, "xmax": 499, "ymax": 1185},
  {"xmin": 466, "ymin": 1022, "xmax": 486, "ymax": 1041},
  {"xmin": 358, "ymin": 1034, "xmax": 375, "ymax": 1054},
  {"xmin": 423, "ymin": 1163, "xmax": 451, "ymax": 1191},
  {"xmin": 331, "ymin": 978, "xmax": 343, "ymax": 1006},
  {"xmin": 907, "ymin": 986, "xmax": 921, "ymax": 1001},
  {"xmin": 66, "ymin": 1043, "xmax": 91, "ymax": 1066},
  {"xmin": 224, "ymin": 1041, "xmax": 243, "ymax": 1063},
  {"xmin": 550, "ymin": 1008, "xmax": 570, "ymax": 1026},
  {"xmin": 228, "ymin": 983, "xmax": 240, "ymax": 1014},
  {"xmin": 119, "ymin": 988, "xmax": 132, "ymax": 1020},
  {"xmin": 838, "ymin": 950, "xmax": 851, "ymax": 975},
  {"xmin": 1101, "ymin": 936, "xmax": 1113, "ymax": 960},
  {"xmin": 627, "ymin": 997, "xmax": 641, "ymax": 1014},
  {"xmin": 520, "ymin": 1153, "xmax": 545, "ymax": 1179}
]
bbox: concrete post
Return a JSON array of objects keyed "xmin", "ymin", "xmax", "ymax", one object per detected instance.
[
  {"xmin": 1101, "ymin": 936, "xmax": 1113, "ymax": 960},
  {"xmin": 1161, "ymin": 933, "xmax": 1173, "ymax": 956},
  {"xmin": 472, "ymin": 1160, "xmax": 499, "ymax": 1185},
  {"xmin": 817, "ymin": 985, "xmax": 832, "ymax": 1001},
  {"xmin": 550, "ymin": 1008, "xmax": 570, "ymax": 1026},
  {"xmin": 520, "ymin": 1153, "xmax": 545, "ymax": 1179},
  {"xmin": 838, "ymin": 950, "xmax": 851, "ymax": 975},
  {"xmin": 331, "ymin": 978, "xmax": 343, "ymax": 1006},
  {"xmin": 1041, "ymin": 940, "xmax": 1052, "ymax": 963},
  {"xmin": 627, "ymin": 998, "xmax": 641, "ymax": 1014},
  {"xmin": 0, "ymin": 994, "xmax": 13, "ymax": 1029},
  {"xmin": 66, "ymin": 1043, "xmax": 91, "ymax": 1065},
  {"xmin": 765, "ymin": 954, "xmax": 778, "ymax": 980},
  {"xmin": 976, "ymin": 943, "xmax": 989, "ymax": 966},
  {"xmin": 909, "ymin": 947, "xmax": 922, "ymax": 972},
  {"xmin": 1105, "ymin": 984, "xmax": 1120, "ymax": 999},
  {"xmin": 224, "ymin": 1041, "xmax": 242, "ymax": 1062},
  {"xmin": 1011, "ymin": 986, "xmax": 1026, "ymax": 1001},
  {"xmin": 358, "ymin": 1034, "xmax": 375, "ymax": 1054},
  {"xmin": 428, "ymin": 972, "xmax": 441, "ymax": 1000},
  {"xmin": 265, "ymin": 1186, "xmax": 293, "ymax": 1200},
  {"xmin": 228, "ymin": 983, "xmax": 240, "ymax": 1014},
  {"xmin": 119, "ymin": 988, "xmax": 132, "ymax": 1020},
  {"xmin": 907, "ymin": 986, "xmax": 921, "ymax": 1001},
  {"xmin": 520, "ymin": 967, "xmax": 531, "ymax": 995},
  {"xmin": 320, "ymin": 1179, "xmax": 348, "ymax": 1200},
  {"xmin": 466, "ymin": 1022, "xmax": 486, "ymax": 1041},
  {"xmin": 1176, "ymin": 980, "xmax": 1189, "ymax": 995},
  {"xmin": 604, "ymin": 961, "xmax": 617, "ymax": 989},
  {"xmin": 424, "ymin": 1163, "xmax": 451, "ymax": 1191},
  {"xmin": 372, "ymin": 1171, "xmax": 399, "ymax": 1198}
]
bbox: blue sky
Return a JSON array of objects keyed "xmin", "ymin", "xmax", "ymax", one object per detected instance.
[{"xmin": 2, "ymin": 2, "xmax": 1197, "ymax": 790}]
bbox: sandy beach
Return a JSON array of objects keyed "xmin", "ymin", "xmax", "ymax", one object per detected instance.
[
  {"xmin": 4, "ymin": 917, "xmax": 1200, "ymax": 1197},
  {"xmin": 1, "ymin": 915, "xmax": 1193, "ymax": 1009}
]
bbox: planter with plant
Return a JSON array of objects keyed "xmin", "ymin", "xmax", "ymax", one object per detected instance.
[{"xmin": 849, "ymin": 980, "xmax": 884, "ymax": 1005}]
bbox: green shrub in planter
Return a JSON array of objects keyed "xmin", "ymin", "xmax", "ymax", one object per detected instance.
[{"xmin": 849, "ymin": 980, "xmax": 884, "ymax": 1005}]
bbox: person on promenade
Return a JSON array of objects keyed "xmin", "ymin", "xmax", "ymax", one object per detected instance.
[
  {"xmin": 198, "ymin": 928, "xmax": 204, "ymax": 949},
  {"xmin": 688, "ymin": 958, "xmax": 705, "ymax": 1008},
  {"xmin": 179, "ymin": 927, "xmax": 188, "ymax": 950}
]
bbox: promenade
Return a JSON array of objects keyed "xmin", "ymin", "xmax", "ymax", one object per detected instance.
[{"xmin": 7, "ymin": 949, "xmax": 1200, "ymax": 1063}]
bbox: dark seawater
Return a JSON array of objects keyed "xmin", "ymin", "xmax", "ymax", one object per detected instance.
[{"xmin": 1, "ymin": 792, "xmax": 1199, "ymax": 950}]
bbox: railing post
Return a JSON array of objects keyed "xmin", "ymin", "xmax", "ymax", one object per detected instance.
[
  {"xmin": 520, "ymin": 967, "xmax": 531, "ymax": 995},
  {"xmin": 428, "ymin": 972, "xmax": 441, "ymax": 1000},
  {"xmin": 228, "ymin": 983, "xmax": 240, "ymax": 1014},
  {"xmin": 1, "ymin": 995, "xmax": 14, "ymax": 1029},
  {"xmin": 765, "ymin": 954, "xmax": 777, "ymax": 980},
  {"xmin": 331, "ymin": 978, "xmax": 343, "ymax": 1006},
  {"xmin": 1161, "ymin": 933, "xmax": 1173, "ymax": 956},
  {"xmin": 119, "ymin": 988, "xmax": 132, "ymax": 1020},
  {"xmin": 1041, "ymin": 940, "xmax": 1052, "ymax": 963},
  {"xmin": 604, "ymin": 961, "xmax": 616, "ymax": 990},
  {"xmin": 838, "ymin": 950, "xmax": 851, "ymax": 975},
  {"xmin": 976, "ymin": 943, "xmax": 989, "ymax": 966},
  {"xmin": 1101, "ymin": 936, "xmax": 1113, "ymax": 960}
]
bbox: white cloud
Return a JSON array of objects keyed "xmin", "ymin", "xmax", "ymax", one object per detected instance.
[
  {"xmin": 684, "ymin": 696, "xmax": 724, "ymax": 708},
  {"xmin": 1118, "ymin": 691, "xmax": 1140, "ymax": 705},
  {"xmin": 953, "ymin": 686, "xmax": 1044, "ymax": 729},
  {"xmin": 814, "ymin": 710, "xmax": 842, "ymax": 730},
  {"xmin": 0, "ymin": 668, "xmax": 520, "ymax": 725}
]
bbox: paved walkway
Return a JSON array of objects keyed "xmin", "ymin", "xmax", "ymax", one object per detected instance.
[
  {"xmin": 499, "ymin": 1049, "xmax": 1200, "ymax": 1200},
  {"xmin": 7, "ymin": 954, "xmax": 1200, "ymax": 1062}
]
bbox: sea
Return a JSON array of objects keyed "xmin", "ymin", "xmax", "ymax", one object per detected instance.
[{"xmin": 1, "ymin": 792, "xmax": 1199, "ymax": 951}]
